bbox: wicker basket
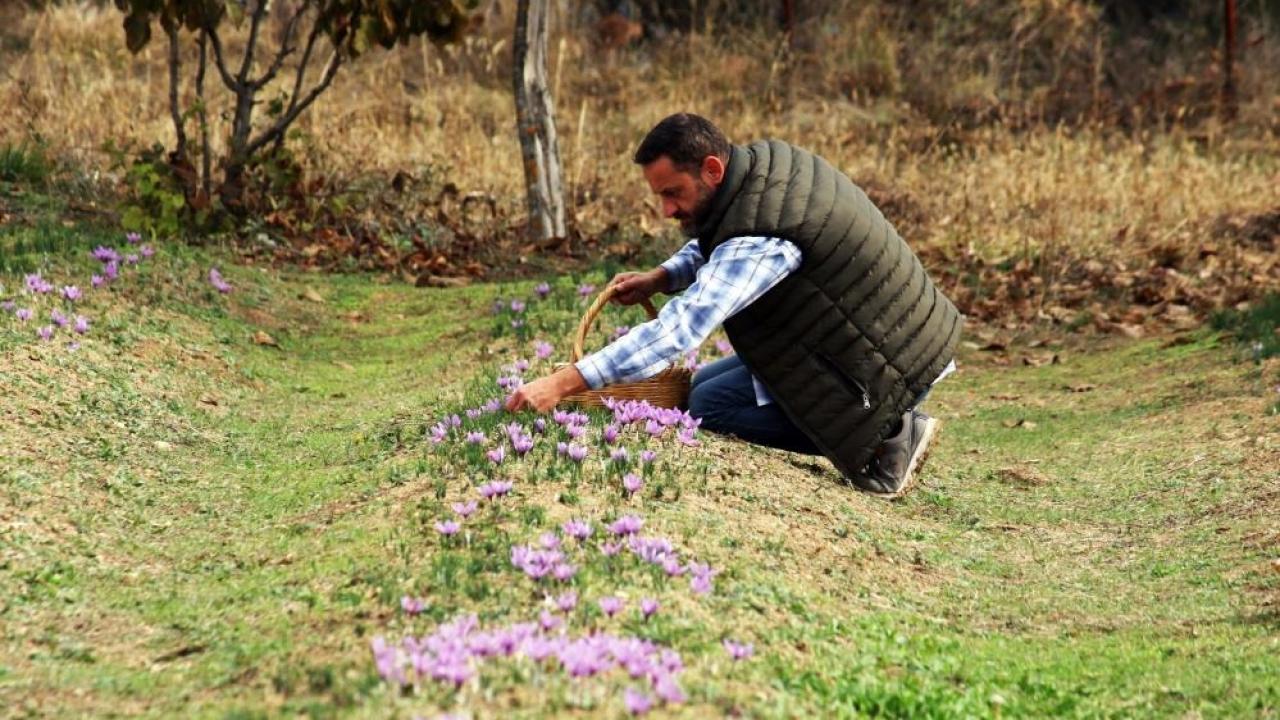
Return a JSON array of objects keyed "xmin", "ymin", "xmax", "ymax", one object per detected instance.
[{"xmin": 557, "ymin": 285, "xmax": 692, "ymax": 409}]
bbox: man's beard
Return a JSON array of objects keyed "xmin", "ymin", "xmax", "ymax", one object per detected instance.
[{"xmin": 674, "ymin": 180, "xmax": 716, "ymax": 238}]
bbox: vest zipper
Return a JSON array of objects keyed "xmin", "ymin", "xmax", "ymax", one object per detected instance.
[{"xmin": 814, "ymin": 351, "xmax": 873, "ymax": 410}]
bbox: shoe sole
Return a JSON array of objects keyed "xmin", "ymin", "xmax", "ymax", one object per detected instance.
[{"xmin": 867, "ymin": 417, "xmax": 940, "ymax": 499}]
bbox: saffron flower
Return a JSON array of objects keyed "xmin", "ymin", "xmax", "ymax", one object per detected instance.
[
  {"xmin": 125, "ymin": 231, "xmax": 142, "ymax": 244},
  {"xmin": 428, "ymin": 423, "xmax": 449, "ymax": 444},
  {"xmin": 566, "ymin": 424, "xmax": 586, "ymax": 439},
  {"xmin": 125, "ymin": 254, "xmax": 139, "ymax": 265},
  {"xmin": 435, "ymin": 520, "xmax": 461, "ymax": 536},
  {"xmin": 534, "ymin": 282, "xmax": 551, "ymax": 298},
  {"xmin": 567, "ymin": 444, "xmax": 588, "ymax": 463},
  {"xmin": 716, "ymin": 339, "xmax": 733, "ymax": 355},
  {"xmin": 556, "ymin": 441, "xmax": 569, "ymax": 456},
  {"xmin": 622, "ymin": 473, "xmax": 643, "ymax": 496},
  {"xmin": 598, "ymin": 596, "xmax": 624, "ymax": 617},
  {"xmin": 73, "ymin": 316, "xmax": 89, "ymax": 335},
  {"xmin": 513, "ymin": 358, "xmax": 530, "ymax": 373},
  {"xmin": 15, "ymin": 308, "xmax": 32, "ymax": 322},
  {"xmin": 91, "ymin": 247, "xmax": 119, "ymax": 263},
  {"xmin": 562, "ymin": 519, "xmax": 592, "ymax": 540},
  {"xmin": 723, "ymin": 639, "xmax": 754, "ymax": 660},
  {"xmin": 608, "ymin": 515, "xmax": 643, "ymax": 536},
  {"xmin": 465, "ymin": 407, "xmax": 482, "ymax": 419},
  {"xmin": 104, "ymin": 261, "xmax": 120, "ymax": 281},
  {"xmin": 539, "ymin": 610, "xmax": 562, "ymax": 632},
  {"xmin": 640, "ymin": 598, "xmax": 660, "ymax": 620},
  {"xmin": 553, "ymin": 563, "xmax": 578, "ymax": 581},
  {"xmin": 600, "ymin": 542, "xmax": 622, "ymax": 557},
  {"xmin": 90, "ymin": 274, "xmax": 104, "ymax": 288},
  {"xmin": 510, "ymin": 299, "xmax": 526, "ymax": 313},
  {"xmin": 652, "ymin": 673, "xmax": 687, "ymax": 704},
  {"xmin": 478, "ymin": 480, "xmax": 513, "ymax": 499},
  {"xmin": 613, "ymin": 325, "xmax": 630, "ymax": 339},
  {"xmin": 0, "ymin": 300, "xmax": 13, "ymax": 312},
  {"xmin": 539, "ymin": 532, "xmax": 561, "ymax": 550},
  {"xmin": 610, "ymin": 447, "xmax": 629, "ymax": 464},
  {"xmin": 511, "ymin": 318, "xmax": 524, "ymax": 329},
  {"xmin": 578, "ymin": 283, "xmax": 596, "ymax": 297},
  {"xmin": 486, "ymin": 447, "xmax": 506, "ymax": 464},
  {"xmin": 603, "ymin": 424, "xmax": 619, "ymax": 444},
  {"xmin": 61, "ymin": 286, "xmax": 81, "ymax": 302},
  {"xmin": 400, "ymin": 596, "xmax": 425, "ymax": 615},
  {"xmin": 661, "ymin": 556, "xmax": 685, "ymax": 577},
  {"xmin": 556, "ymin": 591, "xmax": 578, "ymax": 612},
  {"xmin": 533, "ymin": 418, "xmax": 547, "ymax": 434},
  {"xmin": 512, "ymin": 435, "xmax": 534, "ymax": 455},
  {"xmin": 624, "ymin": 688, "xmax": 653, "ymax": 716},
  {"xmin": 50, "ymin": 309, "xmax": 67, "ymax": 328},
  {"xmin": 451, "ymin": 501, "xmax": 478, "ymax": 518},
  {"xmin": 676, "ymin": 427, "xmax": 700, "ymax": 447},
  {"xmin": 645, "ymin": 419, "xmax": 665, "ymax": 438},
  {"xmin": 465, "ymin": 430, "xmax": 486, "ymax": 444},
  {"xmin": 37, "ymin": 325, "xmax": 54, "ymax": 341},
  {"xmin": 208, "ymin": 267, "xmax": 232, "ymax": 293},
  {"xmin": 140, "ymin": 244, "xmax": 155, "ymax": 258},
  {"xmin": 534, "ymin": 340, "xmax": 553, "ymax": 359}
]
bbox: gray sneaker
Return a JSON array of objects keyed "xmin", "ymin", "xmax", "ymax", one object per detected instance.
[{"xmin": 851, "ymin": 410, "xmax": 940, "ymax": 498}]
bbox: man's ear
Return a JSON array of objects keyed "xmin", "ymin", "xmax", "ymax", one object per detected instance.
[{"xmin": 700, "ymin": 155, "xmax": 725, "ymax": 188}]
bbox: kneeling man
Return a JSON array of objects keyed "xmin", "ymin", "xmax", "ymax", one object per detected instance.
[{"xmin": 506, "ymin": 113, "xmax": 962, "ymax": 497}]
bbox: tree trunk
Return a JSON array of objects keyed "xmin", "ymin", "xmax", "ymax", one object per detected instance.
[
  {"xmin": 1222, "ymin": 0, "xmax": 1237, "ymax": 121},
  {"xmin": 513, "ymin": 0, "xmax": 567, "ymax": 241}
]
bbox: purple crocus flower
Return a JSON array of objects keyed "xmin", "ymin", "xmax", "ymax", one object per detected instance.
[
  {"xmin": 512, "ymin": 435, "xmax": 535, "ymax": 455},
  {"xmin": 556, "ymin": 441, "xmax": 569, "ymax": 456},
  {"xmin": 478, "ymin": 480, "xmax": 513, "ymax": 499},
  {"xmin": 653, "ymin": 673, "xmax": 687, "ymax": 704},
  {"xmin": 608, "ymin": 515, "xmax": 643, "ymax": 536},
  {"xmin": 613, "ymin": 325, "xmax": 631, "ymax": 340},
  {"xmin": 452, "ymin": 500, "xmax": 478, "ymax": 518},
  {"xmin": 565, "ymin": 424, "xmax": 586, "ymax": 439},
  {"xmin": 640, "ymin": 598, "xmax": 660, "ymax": 620},
  {"xmin": 676, "ymin": 427, "xmax": 699, "ymax": 447},
  {"xmin": 534, "ymin": 340, "xmax": 553, "ymax": 359},
  {"xmin": 482, "ymin": 398, "xmax": 502, "ymax": 413},
  {"xmin": 716, "ymin": 339, "xmax": 733, "ymax": 355},
  {"xmin": 435, "ymin": 520, "xmax": 461, "ymax": 536},
  {"xmin": 465, "ymin": 408, "xmax": 482, "ymax": 419},
  {"xmin": 487, "ymin": 447, "xmax": 506, "ymax": 464},
  {"xmin": 208, "ymin": 267, "xmax": 232, "ymax": 293},
  {"xmin": 624, "ymin": 688, "xmax": 653, "ymax": 716},
  {"xmin": 37, "ymin": 325, "xmax": 54, "ymax": 341},
  {"xmin": 600, "ymin": 542, "xmax": 622, "ymax": 557},
  {"xmin": 125, "ymin": 254, "xmax": 139, "ymax": 265},
  {"xmin": 603, "ymin": 424, "xmax": 620, "ymax": 444},
  {"xmin": 0, "ymin": 301, "xmax": 13, "ymax": 313},
  {"xmin": 513, "ymin": 358, "xmax": 530, "ymax": 373},
  {"xmin": 125, "ymin": 231, "xmax": 142, "ymax": 244},
  {"xmin": 140, "ymin": 244, "xmax": 155, "ymax": 258},
  {"xmin": 73, "ymin": 316, "xmax": 89, "ymax": 335},
  {"xmin": 610, "ymin": 447, "xmax": 629, "ymax": 464},
  {"xmin": 401, "ymin": 596, "xmax": 425, "ymax": 615},
  {"xmin": 91, "ymin": 247, "xmax": 120, "ymax": 263},
  {"xmin": 465, "ymin": 431, "xmax": 486, "ymax": 444},
  {"xmin": 567, "ymin": 444, "xmax": 588, "ymax": 463},
  {"xmin": 61, "ymin": 286, "xmax": 81, "ymax": 302},
  {"xmin": 598, "ymin": 596, "xmax": 624, "ymax": 617},
  {"xmin": 104, "ymin": 261, "xmax": 120, "ymax": 281},
  {"xmin": 510, "ymin": 299, "xmax": 526, "ymax": 313},
  {"xmin": 50, "ymin": 309, "xmax": 67, "ymax": 328},
  {"xmin": 723, "ymin": 639, "xmax": 754, "ymax": 660},
  {"xmin": 533, "ymin": 418, "xmax": 547, "ymax": 434},
  {"xmin": 562, "ymin": 519, "xmax": 592, "ymax": 540},
  {"xmin": 534, "ymin": 282, "xmax": 551, "ymax": 298},
  {"xmin": 661, "ymin": 556, "xmax": 685, "ymax": 577},
  {"xmin": 428, "ymin": 423, "xmax": 449, "ymax": 444},
  {"xmin": 90, "ymin": 274, "xmax": 104, "ymax": 288},
  {"xmin": 640, "ymin": 449, "xmax": 658, "ymax": 464},
  {"xmin": 511, "ymin": 318, "xmax": 524, "ymax": 329},
  {"xmin": 622, "ymin": 473, "xmax": 643, "ymax": 496},
  {"xmin": 539, "ymin": 532, "xmax": 561, "ymax": 550},
  {"xmin": 578, "ymin": 283, "xmax": 596, "ymax": 297},
  {"xmin": 540, "ymin": 609, "xmax": 562, "ymax": 632},
  {"xmin": 15, "ymin": 308, "xmax": 32, "ymax": 322},
  {"xmin": 553, "ymin": 563, "xmax": 578, "ymax": 581},
  {"xmin": 65, "ymin": 341, "xmax": 80, "ymax": 352},
  {"xmin": 556, "ymin": 591, "xmax": 578, "ymax": 612}
]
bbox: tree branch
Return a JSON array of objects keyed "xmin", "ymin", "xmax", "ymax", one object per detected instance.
[
  {"xmin": 237, "ymin": 0, "xmax": 269, "ymax": 84},
  {"xmin": 271, "ymin": 18, "xmax": 323, "ymax": 153},
  {"xmin": 252, "ymin": 3, "xmax": 307, "ymax": 90},
  {"xmin": 196, "ymin": 30, "xmax": 212, "ymax": 197},
  {"xmin": 166, "ymin": 23, "xmax": 187, "ymax": 160},
  {"xmin": 205, "ymin": 25, "xmax": 240, "ymax": 91},
  {"xmin": 245, "ymin": 47, "xmax": 344, "ymax": 158}
]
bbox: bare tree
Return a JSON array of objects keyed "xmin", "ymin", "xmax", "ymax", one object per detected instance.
[{"xmin": 513, "ymin": 0, "xmax": 567, "ymax": 241}]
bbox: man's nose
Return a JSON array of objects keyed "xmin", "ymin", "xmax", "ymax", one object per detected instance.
[{"xmin": 662, "ymin": 199, "xmax": 678, "ymax": 218}]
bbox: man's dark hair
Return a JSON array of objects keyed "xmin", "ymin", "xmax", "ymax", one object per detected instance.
[{"xmin": 633, "ymin": 113, "xmax": 730, "ymax": 172}]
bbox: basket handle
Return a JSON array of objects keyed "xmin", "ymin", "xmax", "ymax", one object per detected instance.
[{"xmin": 570, "ymin": 284, "xmax": 659, "ymax": 362}]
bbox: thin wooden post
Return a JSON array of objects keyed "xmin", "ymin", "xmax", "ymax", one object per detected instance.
[{"xmin": 513, "ymin": 0, "xmax": 567, "ymax": 241}]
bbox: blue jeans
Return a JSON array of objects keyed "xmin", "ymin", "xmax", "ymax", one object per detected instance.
[{"xmin": 686, "ymin": 354, "xmax": 932, "ymax": 455}]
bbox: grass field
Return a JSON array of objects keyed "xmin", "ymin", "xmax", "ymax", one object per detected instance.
[{"xmin": 2, "ymin": 219, "xmax": 1277, "ymax": 719}]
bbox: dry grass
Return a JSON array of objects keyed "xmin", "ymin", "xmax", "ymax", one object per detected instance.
[{"xmin": 1, "ymin": 3, "xmax": 1277, "ymax": 277}]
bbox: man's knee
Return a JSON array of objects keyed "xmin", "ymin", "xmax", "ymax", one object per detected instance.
[{"xmin": 687, "ymin": 382, "xmax": 731, "ymax": 426}]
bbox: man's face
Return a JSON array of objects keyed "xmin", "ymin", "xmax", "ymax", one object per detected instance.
[{"xmin": 642, "ymin": 155, "xmax": 724, "ymax": 238}]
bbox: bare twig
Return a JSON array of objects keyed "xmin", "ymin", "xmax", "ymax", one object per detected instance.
[
  {"xmin": 166, "ymin": 23, "xmax": 187, "ymax": 160},
  {"xmin": 270, "ymin": 19, "xmax": 324, "ymax": 154},
  {"xmin": 204, "ymin": 26, "xmax": 240, "ymax": 91},
  {"xmin": 253, "ymin": 4, "xmax": 306, "ymax": 89},
  {"xmin": 246, "ymin": 48, "xmax": 344, "ymax": 158},
  {"xmin": 237, "ymin": 0, "xmax": 269, "ymax": 84}
]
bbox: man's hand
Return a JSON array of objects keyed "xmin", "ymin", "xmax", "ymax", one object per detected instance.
[
  {"xmin": 505, "ymin": 364, "xmax": 589, "ymax": 413},
  {"xmin": 607, "ymin": 267, "xmax": 668, "ymax": 306}
]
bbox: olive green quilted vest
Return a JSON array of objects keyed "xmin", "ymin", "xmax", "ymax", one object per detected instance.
[{"xmin": 696, "ymin": 140, "xmax": 963, "ymax": 479}]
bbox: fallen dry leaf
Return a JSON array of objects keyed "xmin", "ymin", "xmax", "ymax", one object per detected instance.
[
  {"xmin": 251, "ymin": 330, "xmax": 279, "ymax": 347},
  {"xmin": 1001, "ymin": 418, "xmax": 1038, "ymax": 430},
  {"xmin": 1065, "ymin": 383, "xmax": 1097, "ymax": 392},
  {"xmin": 300, "ymin": 287, "xmax": 326, "ymax": 303},
  {"xmin": 998, "ymin": 464, "xmax": 1050, "ymax": 487}
]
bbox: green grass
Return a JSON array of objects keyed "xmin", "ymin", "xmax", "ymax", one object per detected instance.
[{"xmin": 1, "ymin": 225, "xmax": 1278, "ymax": 718}]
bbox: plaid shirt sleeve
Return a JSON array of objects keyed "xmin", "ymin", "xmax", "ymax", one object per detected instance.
[
  {"xmin": 574, "ymin": 236, "xmax": 802, "ymax": 390},
  {"xmin": 658, "ymin": 240, "xmax": 703, "ymax": 292}
]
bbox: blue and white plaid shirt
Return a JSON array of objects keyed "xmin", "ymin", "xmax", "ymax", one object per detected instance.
[{"xmin": 575, "ymin": 237, "xmax": 800, "ymax": 406}]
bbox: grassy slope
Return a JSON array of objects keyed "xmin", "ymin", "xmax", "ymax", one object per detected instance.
[{"xmin": 1, "ymin": 239, "xmax": 1277, "ymax": 719}]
